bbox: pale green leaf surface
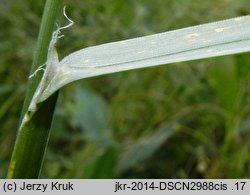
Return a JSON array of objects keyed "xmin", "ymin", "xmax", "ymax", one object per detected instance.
[{"xmin": 38, "ymin": 15, "xmax": 250, "ymax": 103}]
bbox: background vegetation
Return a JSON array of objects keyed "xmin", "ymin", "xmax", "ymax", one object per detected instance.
[{"xmin": 1, "ymin": 0, "xmax": 250, "ymax": 178}]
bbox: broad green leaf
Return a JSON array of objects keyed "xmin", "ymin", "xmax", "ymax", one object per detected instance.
[
  {"xmin": 67, "ymin": 86, "xmax": 113, "ymax": 146},
  {"xmin": 33, "ymin": 15, "xmax": 250, "ymax": 106},
  {"xmin": 116, "ymin": 122, "xmax": 178, "ymax": 174}
]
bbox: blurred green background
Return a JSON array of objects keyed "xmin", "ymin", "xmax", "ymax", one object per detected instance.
[{"xmin": 1, "ymin": 0, "xmax": 250, "ymax": 178}]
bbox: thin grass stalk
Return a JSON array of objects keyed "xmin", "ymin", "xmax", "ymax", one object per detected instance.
[{"xmin": 7, "ymin": 0, "xmax": 63, "ymax": 178}]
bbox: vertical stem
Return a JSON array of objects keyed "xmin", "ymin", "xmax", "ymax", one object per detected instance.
[
  {"xmin": 21, "ymin": 0, "xmax": 63, "ymax": 119},
  {"xmin": 7, "ymin": 0, "xmax": 63, "ymax": 178}
]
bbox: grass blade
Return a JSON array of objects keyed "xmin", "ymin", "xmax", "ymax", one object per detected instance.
[{"xmin": 38, "ymin": 15, "xmax": 250, "ymax": 102}]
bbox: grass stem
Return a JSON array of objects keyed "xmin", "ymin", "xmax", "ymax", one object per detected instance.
[{"xmin": 7, "ymin": 0, "xmax": 63, "ymax": 178}]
